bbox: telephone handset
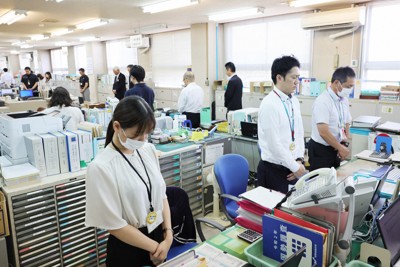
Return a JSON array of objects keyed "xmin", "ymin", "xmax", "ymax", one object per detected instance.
[{"xmin": 289, "ymin": 167, "xmax": 338, "ymax": 205}]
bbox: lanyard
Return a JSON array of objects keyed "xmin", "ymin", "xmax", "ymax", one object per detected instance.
[
  {"xmin": 329, "ymin": 94, "xmax": 344, "ymax": 128},
  {"xmin": 273, "ymin": 90, "xmax": 295, "ymax": 142},
  {"xmin": 111, "ymin": 141, "xmax": 154, "ymax": 212}
]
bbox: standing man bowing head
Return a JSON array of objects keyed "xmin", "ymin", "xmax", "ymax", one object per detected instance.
[
  {"xmin": 257, "ymin": 56, "xmax": 306, "ymax": 193},
  {"xmin": 79, "ymin": 68, "xmax": 90, "ymax": 102},
  {"xmin": 224, "ymin": 62, "xmax": 243, "ymax": 112},
  {"xmin": 112, "ymin": 66, "xmax": 126, "ymax": 100},
  {"xmin": 308, "ymin": 67, "xmax": 355, "ymax": 171}
]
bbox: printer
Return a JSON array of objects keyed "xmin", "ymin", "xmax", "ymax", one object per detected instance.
[
  {"xmin": 0, "ymin": 112, "xmax": 63, "ymax": 164},
  {"xmin": 227, "ymin": 108, "xmax": 259, "ymax": 134}
]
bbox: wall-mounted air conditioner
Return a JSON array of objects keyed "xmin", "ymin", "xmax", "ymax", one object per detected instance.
[
  {"xmin": 301, "ymin": 6, "xmax": 366, "ymax": 30},
  {"xmin": 129, "ymin": 35, "xmax": 150, "ymax": 48}
]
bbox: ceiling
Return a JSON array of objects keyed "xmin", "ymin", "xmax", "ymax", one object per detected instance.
[{"xmin": 0, "ymin": 0, "xmax": 375, "ymax": 55}]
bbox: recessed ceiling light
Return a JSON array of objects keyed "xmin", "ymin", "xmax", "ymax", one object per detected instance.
[
  {"xmin": 209, "ymin": 7, "xmax": 265, "ymax": 22},
  {"xmin": 10, "ymin": 50, "xmax": 20, "ymax": 54},
  {"xmin": 31, "ymin": 33, "xmax": 51, "ymax": 41},
  {"xmin": 289, "ymin": 0, "xmax": 340, "ymax": 7},
  {"xmin": 55, "ymin": 41, "xmax": 69, "ymax": 46},
  {"xmin": 12, "ymin": 41, "xmax": 26, "ymax": 46},
  {"xmin": 38, "ymin": 23, "xmax": 45, "ymax": 27},
  {"xmin": 0, "ymin": 10, "xmax": 28, "ymax": 25},
  {"xmin": 76, "ymin": 19, "xmax": 109, "ymax": 30},
  {"xmin": 20, "ymin": 44, "xmax": 34, "ymax": 49},
  {"xmin": 142, "ymin": 0, "xmax": 198, "ymax": 14},
  {"xmin": 80, "ymin": 36, "xmax": 100, "ymax": 42}
]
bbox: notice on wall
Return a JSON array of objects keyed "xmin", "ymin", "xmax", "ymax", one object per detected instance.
[{"xmin": 205, "ymin": 143, "xmax": 224, "ymax": 166}]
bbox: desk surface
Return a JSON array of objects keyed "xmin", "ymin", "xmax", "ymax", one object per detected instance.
[
  {"xmin": 337, "ymin": 159, "xmax": 380, "ymax": 181},
  {"xmin": 5, "ymin": 100, "xmax": 47, "ymax": 113}
]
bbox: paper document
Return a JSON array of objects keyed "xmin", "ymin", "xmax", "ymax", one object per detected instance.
[
  {"xmin": 355, "ymin": 150, "xmax": 391, "ymax": 163},
  {"xmin": 376, "ymin": 121, "xmax": 400, "ymax": 133},
  {"xmin": 204, "ymin": 143, "xmax": 224, "ymax": 165},
  {"xmin": 240, "ymin": 186, "xmax": 285, "ymax": 210}
]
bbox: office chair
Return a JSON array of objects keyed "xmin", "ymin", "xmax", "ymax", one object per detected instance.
[
  {"xmin": 166, "ymin": 187, "xmax": 225, "ymax": 260},
  {"xmin": 214, "ymin": 154, "xmax": 249, "ymax": 224}
]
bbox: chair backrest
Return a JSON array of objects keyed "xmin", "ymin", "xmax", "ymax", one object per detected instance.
[{"xmin": 214, "ymin": 154, "xmax": 249, "ymax": 199}]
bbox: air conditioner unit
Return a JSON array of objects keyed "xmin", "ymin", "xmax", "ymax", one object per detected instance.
[
  {"xmin": 129, "ymin": 35, "xmax": 150, "ymax": 48},
  {"xmin": 301, "ymin": 6, "xmax": 366, "ymax": 30}
]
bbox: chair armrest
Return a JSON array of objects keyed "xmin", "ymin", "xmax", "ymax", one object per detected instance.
[
  {"xmin": 195, "ymin": 218, "xmax": 226, "ymax": 242},
  {"xmin": 220, "ymin": 194, "xmax": 240, "ymax": 203}
]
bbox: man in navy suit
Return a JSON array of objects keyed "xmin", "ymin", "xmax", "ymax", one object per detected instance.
[{"xmin": 224, "ymin": 62, "xmax": 243, "ymax": 112}]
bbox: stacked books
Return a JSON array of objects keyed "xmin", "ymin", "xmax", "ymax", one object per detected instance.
[
  {"xmin": 236, "ymin": 187, "xmax": 285, "ymax": 233},
  {"xmin": 380, "ymin": 86, "xmax": 400, "ymax": 102},
  {"xmin": 262, "ymin": 207, "xmax": 336, "ymax": 267}
]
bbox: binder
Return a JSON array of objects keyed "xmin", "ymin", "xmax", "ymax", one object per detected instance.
[
  {"xmin": 49, "ymin": 132, "xmax": 69, "ymax": 174},
  {"xmin": 24, "ymin": 134, "xmax": 47, "ymax": 177},
  {"xmin": 38, "ymin": 133, "xmax": 60, "ymax": 176},
  {"xmin": 62, "ymin": 131, "xmax": 80, "ymax": 172},
  {"xmin": 71, "ymin": 130, "xmax": 93, "ymax": 169}
]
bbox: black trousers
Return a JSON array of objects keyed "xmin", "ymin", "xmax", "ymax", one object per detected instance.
[
  {"xmin": 106, "ymin": 225, "xmax": 164, "ymax": 267},
  {"xmin": 256, "ymin": 160, "xmax": 296, "ymax": 194},
  {"xmin": 308, "ymin": 138, "xmax": 340, "ymax": 172},
  {"xmin": 182, "ymin": 112, "xmax": 200, "ymax": 129}
]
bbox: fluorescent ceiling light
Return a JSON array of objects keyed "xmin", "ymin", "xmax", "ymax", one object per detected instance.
[
  {"xmin": 55, "ymin": 41, "xmax": 69, "ymax": 46},
  {"xmin": 20, "ymin": 44, "xmax": 33, "ymax": 49},
  {"xmin": 209, "ymin": 7, "xmax": 265, "ymax": 22},
  {"xmin": 80, "ymin": 36, "xmax": 100, "ymax": 42},
  {"xmin": 134, "ymin": 23, "xmax": 168, "ymax": 33},
  {"xmin": 289, "ymin": 0, "xmax": 339, "ymax": 7},
  {"xmin": 31, "ymin": 34, "xmax": 51, "ymax": 41},
  {"xmin": 12, "ymin": 41, "xmax": 26, "ymax": 46},
  {"xmin": 76, "ymin": 19, "xmax": 109, "ymax": 30},
  {"xmin": 52, "ymin": 27, "xmax": 75, "ymax": 36},
  {"xmin": 142, "ymin": 0, "xmax": 198, "ymax": 14},
  {"xmin": 0, "ymin": 10, "xmax": 28, "ymax": 25},
  {"xmin": 10, "ymin": 50, "xmax": 20, "ymax": 54}
]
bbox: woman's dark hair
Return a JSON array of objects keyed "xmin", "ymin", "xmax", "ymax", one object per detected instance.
[
  {"xmin": 105, "ymin": 96, "xmax": 155, "ymax": 146},
  {"xmin": 48, "ymin": 87, "xmax": 73, "ymax": 108},
  {"xmin": 45, "ymin": 71, "xmax": 52, "ymax": 81},
  {"xmin": 37, "ymin": 73, "xmax": 44, "ymax": 80}
]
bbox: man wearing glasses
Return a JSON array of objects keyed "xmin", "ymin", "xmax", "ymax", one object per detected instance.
[{"xmin": 308, "ymin": 67, "xmax": 355, "ymax": 171}]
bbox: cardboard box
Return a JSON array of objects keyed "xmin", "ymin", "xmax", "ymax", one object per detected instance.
[
  {"xmin": 212, "ymin": 80, "xmax": 228, "ymax": 91},
  {"xmin": 0, "ymin": 192, "xmax": 10, "ymax": 237}
]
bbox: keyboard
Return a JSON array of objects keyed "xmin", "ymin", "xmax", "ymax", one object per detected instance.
[{"xmin": 388, "ymin": 167, "xmax": 400, "ymax": 181}]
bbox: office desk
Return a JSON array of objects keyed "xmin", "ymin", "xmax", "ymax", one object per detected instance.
[
  {"xmin": 0, "ymin": 107, "xmax": 9, "ymax": 113},
  {"xmin": 337, "ymin": 158, "xmax": 380, "ymax": 181},
  {"xmin": 5, "ymin": 100, "xmax": 47, "ymax": 112}
]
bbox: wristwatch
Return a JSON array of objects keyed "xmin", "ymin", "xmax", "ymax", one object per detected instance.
[{"xmin": 296, "ymin": 157, "xmax": 305, "ymax": 165}]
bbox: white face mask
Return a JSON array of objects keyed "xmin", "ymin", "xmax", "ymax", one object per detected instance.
[
  {"xmin": 338, "ymin": 88, "xmax": 352, "ymax": 98},
  {"xmin": 118, "ymin": 129, "xmax": 146, "ymax": 151}
]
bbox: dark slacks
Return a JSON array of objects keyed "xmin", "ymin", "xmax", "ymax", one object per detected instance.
[
  {"xmin": 308, "ymin": 138, "xmax": 340, "ymax": 172},
  {"xmin": 106, "ymin": 225, "xmax": 163, "ymax": 267},
  {"xmin": 182, "ymin": 112, "xmax": 201, "ymax": 129},
  {"xmin": 256, "ymin": 160, "xmax": 297, "ymax": 194}
]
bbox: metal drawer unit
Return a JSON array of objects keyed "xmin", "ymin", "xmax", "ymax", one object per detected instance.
[
  {"xmin": 180, "ymin": 147, "xmax": 203, "ymax": 216},
  {"xmin": 55, "ymin": 180, "xmax": 97, "ymax": 267},
  {"xmin": 11, "ymin": 187, "xmax": 62, "ymax": 267},
  {"xmin": 159, "ymin": 154, "xmax": 181, "ymax": 187},
  {"xmin": 96, "ymin": 228, "xmax": 109, "ymax": 265}
]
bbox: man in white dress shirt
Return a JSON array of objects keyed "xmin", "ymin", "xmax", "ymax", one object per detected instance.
[
  {"xmin": 1, "ymin": 68, "xmax": 15, "ymax": 86},
  {"xmin": 308, "ymin": 67, "xmax": 355, "ymax": 171},
  {"xmin": 257, "ymin": 56, "xmax": 307, "ymax": 193},
  {"xmin": 178, "ymin": 71, "xmax": 204, "ymax": 128}
]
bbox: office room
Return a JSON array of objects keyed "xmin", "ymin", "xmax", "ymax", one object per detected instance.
[{"xmin": 1, "ymin": 0, "xmax": 400, "ymax": 266}]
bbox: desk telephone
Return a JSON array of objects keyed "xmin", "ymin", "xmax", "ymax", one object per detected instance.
[{"xmin": 290, "ymin": 167, "xmax": 338, "ymax": 205}]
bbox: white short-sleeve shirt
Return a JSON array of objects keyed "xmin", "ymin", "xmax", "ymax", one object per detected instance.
[
  {"xmin": 85, "ymin": 143, "xmax": 167, "ymax": 230},
  {"xmin": 311, "ymin": 88, "xmax": 351, "ymax": 146}
]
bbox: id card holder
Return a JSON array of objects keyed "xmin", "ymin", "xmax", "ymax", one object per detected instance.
[
  {"xmin": 340, "ymin": 127, "xmax": 347, "ymax": 141},
  {"xmin": 147, "ymin": 210, "xmax": 163, "ymax": 234}
]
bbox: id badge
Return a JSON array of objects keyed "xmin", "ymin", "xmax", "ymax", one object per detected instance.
[
  {"xmin": 340, "ymin": 127, "xmax": 347, "ymax": 141},
  {"xmin": 147, "ymin": 210, "xmax": 163, "ymax": 233}
]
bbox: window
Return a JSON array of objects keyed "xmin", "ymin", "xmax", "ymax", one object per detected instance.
[
  {"xmin": 106, "ymin": 38, "xmax": 138, "ymax": 75},
  {"xmin": 224, "ymin": 14, "xmax": 312, "ymax": 88},
  {"xmin": 19, "ymin": 53, "xmax": 32, "ymax": 72},
  {"xmin": 151, "ymin": 29, "xmax": 191, "ymax": 87},
  {"xmin": 50, "ymin": 49, "xmax": 68, "ymax": 75},
  {"xmin": 0, "ymin": 57, "xmax": 7, "ymax": 69},
  {"xmin": 74, "ymin": 45, "xmax": 87, "ymax": 74},
  {"xmin": 362, "ymin": 2, "xmax": 400, "ymax": 81}
]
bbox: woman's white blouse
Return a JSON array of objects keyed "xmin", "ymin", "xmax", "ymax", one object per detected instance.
[{"xmin": 85, "ymin": 143, "xmax": 167, "ymax": 230}]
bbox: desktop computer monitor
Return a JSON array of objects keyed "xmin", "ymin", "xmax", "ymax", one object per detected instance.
[{"xmin": 19, "ymin": 90, "xmax": 33, "ymax": 99}]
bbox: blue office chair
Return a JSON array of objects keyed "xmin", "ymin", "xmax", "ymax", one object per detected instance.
[
  {"xmin": 214, "ymin": 154, "xmax": 249, "ymax": 224},
  {"xmin": 165, "ymin": 187, "xmax": 224, "ymax": 260}
]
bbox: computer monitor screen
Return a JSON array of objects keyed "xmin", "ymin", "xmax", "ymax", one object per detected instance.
[
  {"xmin": 1, "ymin": 89, "xmax": 13, "ymax": 96},
  {"xmin": 377, "ymin": 197, "xmax": 400, "ymax": 266},
  {"xmin": 371, "ymin": 165, "xmax": 393, "ymax": 206},
  {"xmin": 20, "ymin": 90, "xmax": 33, "ymax": 98}
]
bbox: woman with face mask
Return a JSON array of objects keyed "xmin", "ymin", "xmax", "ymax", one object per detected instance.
[{"xmin": 85, "ymin": 96, "xmax": 173, "ymax": 266}]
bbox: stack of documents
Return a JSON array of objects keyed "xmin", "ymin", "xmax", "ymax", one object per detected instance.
[
  {"xmin": 376, "ymin": 121, "xmax": 400, "ymax": 133},
  {"xmin": 2, "ymin": 163, "xmax": 39, "ymax": 186},
  {"xmin": 78, "ymin": 121, "xmax": 104, "ymax": 138},
  {"xmin": 352, "ymin": 115, "xmax": 381, "ymax": 128},
  {"xmin": 236, "ymin": 187, "xmax": 285, "ymax": 233}
]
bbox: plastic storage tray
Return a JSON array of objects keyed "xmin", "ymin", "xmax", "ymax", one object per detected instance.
[
  {"xmin": 346, "ymin": 260, "xmax": 374, "ymax": 267},
  {"xmin": 244, "ymin": 238, "xmax": 338, "ymax": 267}
]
